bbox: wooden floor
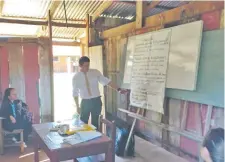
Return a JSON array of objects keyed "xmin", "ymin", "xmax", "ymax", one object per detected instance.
[{"xmin": 0, "ymin": 136, "xmax": 188, "ymax": 162}]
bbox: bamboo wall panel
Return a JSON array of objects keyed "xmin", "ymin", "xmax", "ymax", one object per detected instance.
[
  {"xmin": 38, "ymin": 43, "xmax": 52, "ymax": 123},
  {"xmin": 8, "ymin": 44, "xmax": 26, "ymax": 101}
]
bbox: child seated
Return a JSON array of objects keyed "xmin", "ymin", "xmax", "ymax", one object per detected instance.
[{"xmin": 201, "ymin": 128, "xmax": 224, "ymax": 162}]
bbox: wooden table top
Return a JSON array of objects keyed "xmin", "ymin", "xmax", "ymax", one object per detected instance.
[{"xmin": 32, "ymin": 121, "xmax": 111, "ymax": 151}]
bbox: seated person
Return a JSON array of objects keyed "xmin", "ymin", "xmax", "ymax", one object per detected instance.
[
  {"xmin": 14, "ymin": 99, "xmax": 32, "ymax": 137},
  {"xmin": 0, "ymin": 88, "xmax": 30, "ymax": 146},
  {"xmin": 201, "ymin": 128, "xmax": 224, "ymax": 162}
]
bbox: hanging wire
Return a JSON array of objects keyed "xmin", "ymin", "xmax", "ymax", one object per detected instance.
[{"xmin": 63, "ymin": 0, "xmax": 68, "ymax": 28}]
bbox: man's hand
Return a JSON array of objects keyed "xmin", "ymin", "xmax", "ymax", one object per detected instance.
[
  {"xmin": 10, "ymin": 116, "xmax": 16, "ymax": 124},
  {"xmin": 77, "ymin": 107, "xmax": 81, "ymax": 114},
  {"xmin": 118, "ymin": 89, "xmax": 128, "ymax": 94},
  {"xmin": 73, "ymin": 96, "xmax": 80, "ymax": 114}
]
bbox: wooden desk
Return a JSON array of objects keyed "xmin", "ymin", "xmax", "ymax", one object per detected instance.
[{"xmin": 33, "ymin": 122, "xmax": 114, "ymax": 162}]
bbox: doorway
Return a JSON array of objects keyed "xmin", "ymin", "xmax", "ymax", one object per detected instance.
[{"xmin": 52, "ymin": 45, "xmax": 81, "ymax": 121}]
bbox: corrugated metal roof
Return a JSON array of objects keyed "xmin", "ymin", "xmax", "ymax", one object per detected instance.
[
  {"xmin": 148, "ymin": 1, "xmax": 189, "ymax": 16},
  {"xmin": 148, "ymin": 8, "xmax": 167, "ymax": 16},
  {"xmin": 0, "ymin": 0, "xmax": 102, "ymax": 39},
  {"xmin": 41, "ymin": 26, "xmax": 84, "ymax": 40},
  {"xmin": 50, "ymin": 0, "xmax": 103, "ymax": 39},
  {"xmin": 0, "ymin": 0, "xmax": 190, "ymax": 39},
  {"xmin": 2, "ymin": 0, "xmax": 51, "ymax": 18},
  {"xmin": 158, "ymin": 1, "xmax": 189, "ymax": 8},
  {"xmin": 102, "ymin": 1, "xmax": 189, "ymax": 18},
  {"xmin": 53, "ymin": 1, "xmax": 103, "ymax": 20},
  {"xmin": 101, "ymin": 2, "xmax": 135, "ymax": 20}
]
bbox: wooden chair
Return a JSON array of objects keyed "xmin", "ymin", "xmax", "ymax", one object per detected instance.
[
  {"xmin": 0, "ymin": 117, "xmax": 25, "ymax": 154},
  {"xmin": 98, "ymin": 115, "xmax": 116, "ymax": 162}
]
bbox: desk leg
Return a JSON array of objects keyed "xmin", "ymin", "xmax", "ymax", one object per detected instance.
[
  {"xmin": 50, "ymin": 152, "xmax": 59, "ymax": 162},
  {"xmin": 105, "ymin": 143, "xmax": 114, "ymax": 162},
  {"xmin": 34, "ymin": 145, "xmax": 39, "ymax": 162},
  {"xmin": 33, "ymin": 134, "xmax": 39, "ymax": 162},
  {"xmin": 0, "ymin": 120, "xmax": 4, "ymax": 155}
]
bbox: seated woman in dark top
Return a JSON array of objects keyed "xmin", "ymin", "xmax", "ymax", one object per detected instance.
[
  {"xmin": 201, "ymin": 128, "xmax": 224, "ymax": 162},
  {"xmin": 0, "ymin": 88, "xmax": 30, "ymax": 146},
  {"xmin": 14, "ymin": 99, "xmax": 32, "ymax": 135}
]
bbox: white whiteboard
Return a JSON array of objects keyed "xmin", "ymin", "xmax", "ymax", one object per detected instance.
[{"xmin": 122, "ymin": 21, "xmax": 203, "ymax": 91}]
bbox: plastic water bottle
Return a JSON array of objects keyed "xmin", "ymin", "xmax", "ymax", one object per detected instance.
[{"xmin": 73, "ymin": 113, "xmax": 80, "ymax": 126}]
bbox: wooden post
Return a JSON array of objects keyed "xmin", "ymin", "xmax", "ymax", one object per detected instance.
[
  {"xmin": 48, "ymin": 10, "xmax": 55, "ymax": 122},
  {"xmin": 86, "ymin": 14, "xmax": 90, "ymax": 56},
  {"xmin": 136, "ymin": 0, "xmax": 147, "ymax": 28},
  {"xmin": 80, "ymin": 44, "xmax": 85, "ymax": 56}
]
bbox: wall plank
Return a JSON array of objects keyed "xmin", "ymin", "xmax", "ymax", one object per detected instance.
[
  {"xmin": 23, "ymin": 44, "xmax": 40, "ymax": 124},
  {"xmin": 0, "ymin": 46, "xmax": 9, "ymax": 103},
  {"xmin": 220, "ymin": 9, "xmax": 224, "ymax": 29},
  {"xmin": 8, "ymin": 44, "xmax": 26, "ymax": 101},
  {"xmin": 168, "ymin": 99, "xmax": 181, "ymax": 152},
  {"xmin": 38, "ymin": 43, "xmax": 52, "ymax": 123}
]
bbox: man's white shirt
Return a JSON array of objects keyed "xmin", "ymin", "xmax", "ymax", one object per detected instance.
[{"xmin": 72, "ymin": 69, "xmax": 110, "ymax": 99}]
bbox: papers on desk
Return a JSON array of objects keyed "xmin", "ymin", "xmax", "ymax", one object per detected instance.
[
  {"xmin": 47, "ymin": 131, "xmax": 102, "ymax": 145},
  {"xmin": 64, "ymin": 131, "xmax": 102, "ymax": 145}
]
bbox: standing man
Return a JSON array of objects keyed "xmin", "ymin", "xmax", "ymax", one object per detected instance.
[{"xmin": 72, "ymin": 56, "xmax": 127, "ymax": 128}]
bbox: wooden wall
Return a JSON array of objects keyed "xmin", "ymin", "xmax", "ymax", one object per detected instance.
[
  {"xmin": 103, "ymin": 8, "xmax": 224, "ymax": 162},
  {"xmin": 0, "ymin": 38, "xmax": 53, "ymax": 124}
]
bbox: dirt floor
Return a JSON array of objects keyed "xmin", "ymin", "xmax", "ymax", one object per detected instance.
[{"xmin": 0, "ymin": 136, "xmax": 188, "ymax": 162}]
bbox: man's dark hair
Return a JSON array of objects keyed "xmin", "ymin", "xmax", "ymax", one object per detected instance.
[
  {"xmin": 79, "ymin": 56, "xmax": 90, "ymax": 66},
  {"xmin": 202, "ymin": 128, "xmax": 224, "ymax": 162}
]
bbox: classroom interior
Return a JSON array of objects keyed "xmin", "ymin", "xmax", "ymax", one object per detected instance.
[{"xmin": 0, "ymin": 1, "xmax": 224, "ymax": 162}]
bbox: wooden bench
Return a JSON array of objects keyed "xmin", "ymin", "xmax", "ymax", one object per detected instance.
[{"xmin": 0, "ymin": 117, "xmax": 25, "ymax": 154}]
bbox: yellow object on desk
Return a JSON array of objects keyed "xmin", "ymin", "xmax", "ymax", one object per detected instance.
[{"xmin": 65, "ymin": 124, "xmax": 96, "ymax": 135}]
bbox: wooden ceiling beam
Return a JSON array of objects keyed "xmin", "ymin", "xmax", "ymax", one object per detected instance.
[
  {"xmin": 92, "ymin": 1, "xmax": 113, "ymax": 21},
  {"xmin": 52, "ymin": 41, "xmax": 80, "ymax": 46},
  {"xmin": 136, "ymin": 1, "xmax": 148, "ymax": 29},
  {"xmin": 0, "ymin": 15, "xmax": 85, "ymax": 23},
  {"xmin": 0, "ymin": 17, "xmax": 86, "ymax": 28}
]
